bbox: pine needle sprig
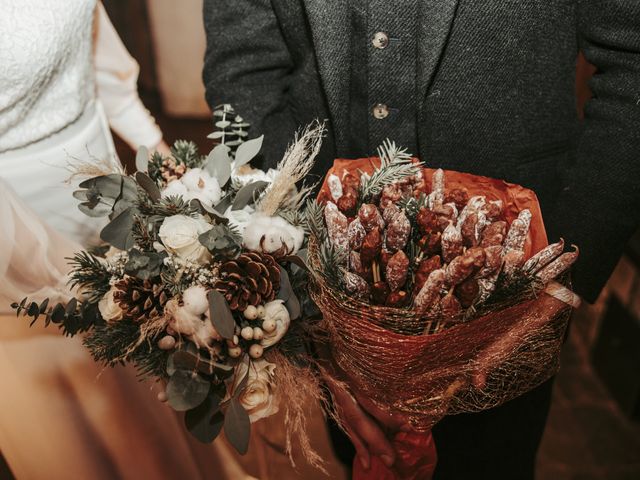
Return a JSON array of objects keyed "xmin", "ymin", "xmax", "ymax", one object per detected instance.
[
  {"xmin": 318, "ymin": 239, "xmax": 347, "ymax": 288},
  {"xmin": 359, "ymin": 139, "xmax": 422, "ymax": 204},
  {"xmin": 305, "ymin": 199, "xmax": 327, "ymax": 242},
  {"xmin": 68, "ymin": 251, "xmax": 111, "ymax": 302},
  {"xmin": 171, "ymin": 140, "xmax": 204, "ymax": 169},
  {"xmin": 139, "ymin": 195, "xmax": 199, "ymax": 219}
]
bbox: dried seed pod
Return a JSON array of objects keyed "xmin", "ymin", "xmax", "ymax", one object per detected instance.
[
  {"xmin": 337, "ymin": 193, "xmax": 358, "ymax": 217},
  {"xmin": 348, "ymin": 218, "xmax": 367, "ymax": 250},
  {"xmin": 327, "ymin": 174, "xmax": 343, "ymax": 202},
  {"xmin": 380, "ymin": 248, "xmax": 394, "ymax": 270},
  {"xmin": 386, "ymin": 250, "xmax": 410, "ymax": 291},
  {"xmin": 380, "ymin": 184, "xmax": 404, "ymax": 210},
  {"xmin": 360, "ymin": 227, "xmax": 382, "ymax": 264},
  {"xmin": 441, "ymin": 221, "xmax": 464, "ymax": 263},
  {"xmin": 344, "ymin": 272, "xmax": 370, "ymax": 300},
  {"xmin": 358, "ymin": 204, "xmax": 385, "ymax": 232},
  {"xmin": 476, "ymin": 245, "xmax": 504, "ymax": 278},
  {"xmin": 445, "ymin": 254, "xmax": 476, "ymax": 286},
  {"xmin": 417, "ymin": 208, "xmax": 440, "ymax": 234},
  {"xmin": 440, "ymin": 289, "xmax": 462, "ymax": 318},
  {"xmin": 383, "ymin": 203, "xmax": 401, "ymax": 225},
  {"xmin": 371, "ymin": 281, "xmax": 391, "ymax": 305},
  {"xmin": 523, "ymin": 239, "xmax": 565, "ymax": 274},
  {"xmin": 418, "ymin": 232, "xmax": 442, "ymax": 256},
  {"xmin": 460, "ymin": 212, "xmax": 479, "ymax": 247},
  {"xmin": 342, "ymin": 173, "xmax": 360, "ymax": 191},
  {"xmin": 455, "ymin": 278, "xmax": 480, "ymax": 308},
  {"xmin": 385, "ymin": 210, "xmax": 411, "ymax": 252},
  {"xmin": 535, "ymin": 246, "xmax": 579, "ymax": 283},
  {"xmin": 349, "ymin": 250, "xmax": 363, "ymax": 273},
  {"xmin": 503, "ymin": 250, "xmax": 525, "ymax": 278},
  {"xmin": 415, "ymin": 269, "xmax": 446, "ymax": 312},
  {"xmin": 414, "ymin": 255, "xmax": 442, "ymax": 293},
  {"xmin": 480, "ymin": 221, "xmax": 508, "ymax": 248},
  {"xmin": 482, "ymin": 200, "xmax": 504, "ymax": 221},
  {"xmin": 457, "ymin": 195, "xmax": 486, "ymax": 229},
  {"xmin": 386, "ymin": 290, "xmax": 411, "ymax": 308},
  {"xmin": 504, "ymin": 209, "xmax": 532, "ymax": 256},
  {"xmin": 445, "ymin": 188, "xmax": 470, "ymax": 211},
  {"xmin": 324, "ymin": 202, "xmax": 349, "ymax": 250},
  {"xmin": 428, "ymin": 169, "xmax": 446, "ymax": 208}
]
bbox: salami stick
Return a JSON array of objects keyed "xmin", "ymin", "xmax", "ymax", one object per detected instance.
[
  {"xmin": 522, "ymin": 239, "xmax": 565, "ymax": 274},
  {"xmin": 536, "ymin": 246, "xmax": 579, "ymax": 283},
  {"xmin": 415, "ymin": 269, "xmax": 446, "ymax": 313},
  {"xmin": 503, "ymin": 209, "xmax": 532, "ymax": 255},
  {"xmin": 325, "ymin": 202, "xmax": 349, "ymax": 251}
]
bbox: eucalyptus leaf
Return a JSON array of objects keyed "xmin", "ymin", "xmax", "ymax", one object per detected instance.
[
  {"xmin": 281, "ymin": 254, "xmax": 310, "ymax": 272},
  {"xmin": 207, "ymin": 290, "xmax": 236, "ymax": 339},
  {"xmin": 79, "ymin": 202, "xmax": 112, "ymax": 218},
  {"xmin": 277, "ymin": 266, "xmax": 292, "ymax": 302},
  {"xmin": 124, "ymin": 250, "xmax": 165, "ymax": 280},
  {"xmin": 166, "ymin": 370, "xmax": 211, "ymax": 411},
  {"xmin": 214, "ymin": 194, "xmax": 234, "ymax": 214},
  {"xmin": 285, "ymin": 292, "xmax": 302, "ymax": 320},
  {"xmin": 72, "ymin": 190, "xmax": 89, "ymax": 202},
  {"xmin": 100, "ymin": 207, "xmax": 136, "ymax": 250},
  {"xmin": 185, "ymin": 393, "xmax": 224, "ymax": 443},
  {"xmin": 224, "ymin": 397, "xmax": 251, "ymax": 455},
  {"xmin": 207, "ymin": 131, "xmax": 225, "ymax": 140},
  {"xmin": 189, "ymin": 199, "xmax": 229, "ymax": 224},
  {"xmin": 204, "ymin": 144, "xmax": 232, "ymax": 186},
  {"xmin": 135, "ymin": 171, "xmax": 161, "ymax": 202},
  {"xmin": 231, "ymin": 181, "xmax": 269, "ymax": 211},
  {"xmin": 135, "ymin": 146, "xmax": 149, "ymax": 172},
  {"xmin": 172, "ymin": 348, "xmax": 233, "ymax": 376}
]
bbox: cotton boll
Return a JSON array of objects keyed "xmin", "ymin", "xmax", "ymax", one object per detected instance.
[
  {"xmin": 169, "ymin": 306, "xmax": 201, "ymax": 336},
  {"xmin": 190, "ymin": 320, "xmax": 221, "ymax": 347},
  {"xmin": 162, "ymin": 179, "xmax": 189, "ymax": 200},
  {"xmin": 181, "ymin": 169, "xmax": 222, "ymax": 206},
  {"xmin": 243, "ymin": 214, "xmax": 305, "ymax": 254},
  {"xmin": 182, "ymin": 285, "xmax": 209, "ymax": 316}
]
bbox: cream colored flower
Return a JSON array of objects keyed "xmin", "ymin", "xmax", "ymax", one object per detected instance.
[
  {"xmin": 223, "ymin": 205, "xmax": 255, "ymax": 235},
  {"xmin": 260, "ymin": 300, "xmax": 291, "ymax": 348},
  {"xmin": 158, "ymin": 214, "xmax": 212, "ymax": 264},
  {"xmin": 242, "ymin": 213, "xmax": 304, "ymax": 254},
  {"xmin": 98, "ymin": 287, "xmax": 123, "ymax": 322},
  {"xmin": 237, "ymin": 359, "xmax": 279, "ymax": 422},
  {"xmin": 161, "ymin": 168, "xmax": 222, "ymax": 208}
]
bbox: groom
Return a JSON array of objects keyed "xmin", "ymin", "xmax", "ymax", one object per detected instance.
[{"xmin": 203, "ymin": 1, "xmax": 640, "ymax": 478}]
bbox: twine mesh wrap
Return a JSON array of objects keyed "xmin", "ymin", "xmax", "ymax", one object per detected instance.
[{"xmin": 309, "ymin": 238, "xmax": 571, "ymax": 430}]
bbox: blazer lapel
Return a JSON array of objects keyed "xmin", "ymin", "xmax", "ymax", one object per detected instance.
[
  {"xmin": 302, "ymin": 0, "xmax": 351, "ymax": 147},
  {"xmin": 417, "ymin": 0, "xmax": 460, "ymax": 108}
]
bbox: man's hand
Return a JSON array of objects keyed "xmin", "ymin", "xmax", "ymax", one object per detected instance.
[{"xmin": 324, "ymin": 375, "xmax": 396, "ymax": 470}]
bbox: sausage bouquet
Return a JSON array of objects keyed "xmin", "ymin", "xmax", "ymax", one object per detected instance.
[{"xmin": 307, "ymin": 141, "xmax": 581, "ymax": 479}]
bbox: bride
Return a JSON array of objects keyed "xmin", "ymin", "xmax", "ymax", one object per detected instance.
[{"xmin": 0, "ymin": 2, "xmax": 251, "ymax": 479}]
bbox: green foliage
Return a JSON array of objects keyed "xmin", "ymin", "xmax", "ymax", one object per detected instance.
[
  {"xmin": 148, "ymin": 151, "xmax": 166, "ymax": 184},
  {"xmin": 318, "ymin": 239, "xmax": 347, "ymax": 288},
  {"xmin": 209, "ymin": 104, "xmax": 251, "ymax": 157},
  {"xmin": 198, "ymin": 223, "xmax": 242, "ymax": 258},
  {"xmin": 171, "ymin": 140, "xmax": 204, "ymax": 169},
  {"xmin": 68, "ymin": 251, "xmax": 111, "ymax": 302},
  {"xmin": 83, "ymin": 320, "xmax": 169, "ymax": 380},
  {"xmin": 12, "ymin": 297, "xmax": 102, "ymax": 337},
  {"xmin": 304, "ymin": 199, "xmax": 326, "ymax": 242},
  {"xmin": 360, "ymin": 139, "xmax": 421, "ymax": 204},
  {"xmin": 140, "ymin": 195, "xmax": 199, "ymax": 219}
]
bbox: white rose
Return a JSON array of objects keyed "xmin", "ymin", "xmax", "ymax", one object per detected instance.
[
  {"xmin": 243, "ymin": 214, "xmax": 305, "ymax": 254},
  {"xmin": 181, "ymin": 169, "xmax": 222, "ymax": 207},
  {"xmin": 158, "ymin": 215, "xmax": 213, "ymax": 264},
  {"xmin": 223, "ymin": 205, "xmax": 255, "ymax": 235},
  {"xmin": 260, "ymin": 300, "xmax": 291, "ymax": 348},
  {"xmin": 98, "ymin": 287, "xmax": 123, "ymax": 322},
  {"xmin": 237, "ymin": 359, "xmax": 279, "ymax": 422}
]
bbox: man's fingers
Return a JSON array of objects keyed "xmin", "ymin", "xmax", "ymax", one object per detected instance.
[{"xmin": 343, "ymin": 424, "xmax": 371, "ymax": 470}]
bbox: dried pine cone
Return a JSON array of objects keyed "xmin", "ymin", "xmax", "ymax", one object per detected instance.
[
  {"xmin": 215, "ymin": 252, "xmax": 281, "ymax": 311},
  {"xmin": 114, "ymin": 277, "xmax": 168, "ymax": 322}
]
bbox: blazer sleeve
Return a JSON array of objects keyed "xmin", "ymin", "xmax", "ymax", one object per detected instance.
[
  {"xmin": 546, "ymin": 0, "xmax": 640, "ymax": 302},
  {"xmin": 202, "ymin": 0, "xmax": 296, "ymax": 169},
  {"xmin": 93, "ymin": 2, "xmax": 163, "ymax": 151}
]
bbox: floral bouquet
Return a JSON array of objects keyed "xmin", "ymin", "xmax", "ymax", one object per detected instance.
[
  {"xmin": 12, "ymin": 106, "xmax": 326, "ymax": 466},
  {"xmin": 307, "ymin": 142, "xmax": 581, "ymax": 479}
]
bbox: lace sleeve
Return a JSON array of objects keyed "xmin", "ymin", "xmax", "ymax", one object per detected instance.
[{"xmin": 93, "ymin": 2, "xmax": 163, "ymax": 151}]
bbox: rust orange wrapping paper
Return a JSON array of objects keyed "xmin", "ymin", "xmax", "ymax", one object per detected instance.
[{"xmin": 313, "ymin": 158, "xmax": 571, "ymax": 480}]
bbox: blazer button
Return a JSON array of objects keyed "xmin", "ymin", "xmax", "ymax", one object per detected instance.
[
  {"xmin": 372, "ymin": 32, "xmax": 389, "ymax": 49},
  {"xmin": 372, "ymin": 103, "xmax": 389, "ymax": 119}
]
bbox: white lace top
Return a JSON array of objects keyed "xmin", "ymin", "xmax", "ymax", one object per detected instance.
[{"xmin": 0, "ymin": 0, "xmax": 162, "ymax": 153}]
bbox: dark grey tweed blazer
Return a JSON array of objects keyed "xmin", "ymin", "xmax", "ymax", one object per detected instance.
[{"xmin": 203, "ymin": 0, "xmax": 640, "ymax": 302}]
